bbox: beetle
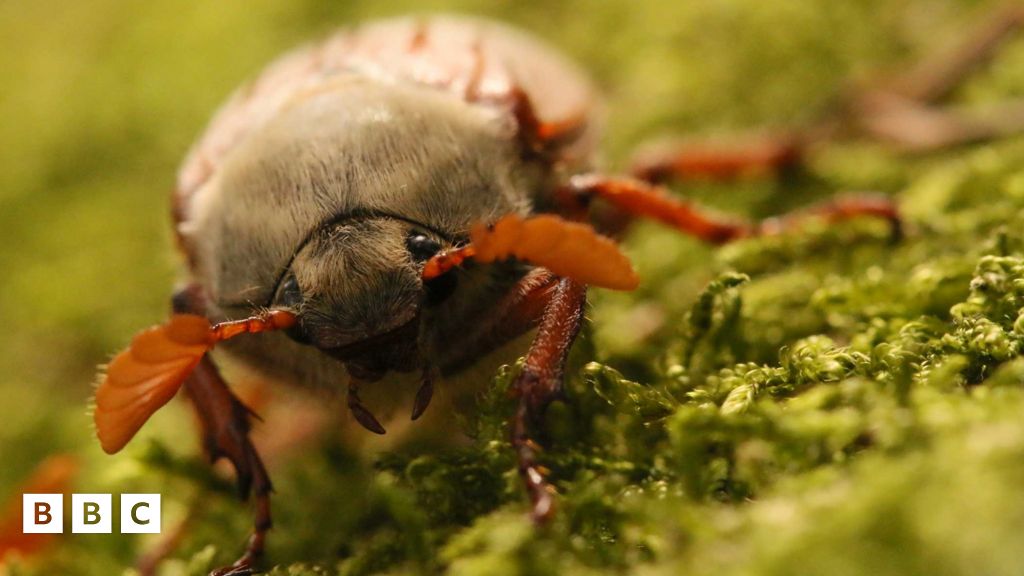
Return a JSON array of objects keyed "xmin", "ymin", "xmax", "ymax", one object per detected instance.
[{"xmin": 93, "ymin": 9, "xmax": 1024, "ymax": 575}]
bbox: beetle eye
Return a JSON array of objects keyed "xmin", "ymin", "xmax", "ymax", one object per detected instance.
[
  {"xmin": 406, "ymin": 232, "xmax": 441, "ymax": 263},
  {"xmin": 277, "ymin": 274, "xmax": 303, "ymax": 308},
  {"xmin": 274, "ymin": 273, "xmax": 311, "ymax": 344}
]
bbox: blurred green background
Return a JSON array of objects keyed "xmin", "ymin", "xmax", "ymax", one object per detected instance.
[{"xmin": 5, "ymin": 0, "xmax": 1024, "ymax": 574}]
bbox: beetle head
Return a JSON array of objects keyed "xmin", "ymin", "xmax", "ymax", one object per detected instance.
[{"xmin": 271, "ymin": 216, "xmax": 460, "ymax": 372}]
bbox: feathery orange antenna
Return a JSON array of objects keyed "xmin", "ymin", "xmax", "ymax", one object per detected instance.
[
  {"xmin": 422, "ymin": 214, "xmax": 639, "ymax": 290},
  {"xmin": 93, "ymin": 310, "xmax": 296, "ymax": 455}
]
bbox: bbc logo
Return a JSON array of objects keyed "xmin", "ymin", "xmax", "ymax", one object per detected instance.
[{"xmin": 22, "ymin": 494, "xmax": 160, "ymax": 534}]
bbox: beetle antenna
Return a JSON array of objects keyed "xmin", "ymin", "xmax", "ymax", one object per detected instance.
[
  {"xmin": 421, "ymin": 214, "xmax": 639, "ymax": 291},
  {"xmin": 93, "ymin": 309, "xmax": 298, "ymax": 454},
  {"xmin": 209, "ymin": 309, "xmax": 297, "ymax": 342}
]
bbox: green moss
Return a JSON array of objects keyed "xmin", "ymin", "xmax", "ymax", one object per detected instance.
[{"xmin": 5, "ymin": 0, "xmax": 1024, "ymax": 575}]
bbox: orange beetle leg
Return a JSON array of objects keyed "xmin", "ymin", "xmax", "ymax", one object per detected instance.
[
  {"xmin": 560, "ymin": 174, "xmax": 900, "ymax": 244},
  {"xmin": 561, "ymin": 174, "xmax": 753, "ymax": 245},
  {"xmin": 510, "ymin": 87, "xmax": 590, "ymax": 156},
  {"xmin": 170, "ymin": 289, "xmax": 282, "ymax": 576},
  {"xmin": 184, "ymin": 355, "xmax": 272, "ymax": 576},
  {"xmin": 758, "ymin": 192, "xmax": 902, "ymax": 240},
  {"xmin": 629, "ymin": 133, "xmax": 805, "ymax": 185},
  {"xmin": 510, "ymin": 277, "xmax": 587, "ymax": 522}
]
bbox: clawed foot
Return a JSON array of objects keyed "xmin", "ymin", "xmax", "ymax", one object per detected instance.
[
  {"xmin": 182, "ymin": 358, "xmax": 272, "ymax": 576},
  {"xmin": 208, "ymin": 532, "xmax": 265, "ymax": 576}
]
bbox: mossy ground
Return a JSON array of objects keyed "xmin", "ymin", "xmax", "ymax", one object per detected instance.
[{"xmin": 4, "ymin": 1, "xmax": 1024, "ymax": 574}]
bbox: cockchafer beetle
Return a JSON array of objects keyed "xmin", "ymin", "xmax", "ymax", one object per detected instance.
[{"xmin": 93, "ymin": 9, "xmax": 1024, "ymax": 574}]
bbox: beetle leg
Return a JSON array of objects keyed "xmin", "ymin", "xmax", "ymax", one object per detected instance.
[
  {"xmin": 458, "ymin": 36, "xmax": 589, "ymax": 158},
  {"xmin": 557, "ymin": 175, "xmax": 751, "ymax": 244},
  {"xmin": 467, "ymin": 51, "xmax": 589, "ymax": 158},
  {"xmin": 509, "ymin": 276, "xmax": 587, "ymax": 522},
  {"xmin": 628, "ymin": 132, "xmax": 805, "ymax": 184},
  {"xmin": 509, "ymin": 86, "xmax": 590, "ymax": 157},
  {"xmin": 846, "ymin": 3, "xmax": 1024, "ymax": 152},
  {"xmin": 839, "ymin": 2, "xmax": 1024, "ymax": 151},
  {"xmin": 183, "ymin": 356, "xmax": 271, "ymax": 576},
  {"xmin": 172, "ymin": 286, "xmax": 270, "ymax": 576},
  {"xmin": 880, "ymin": 4, "xmax": 1024, "ymax": 105},
  {"xmin": 852, "ymin": 92, "xmax": 1024, "ymax": 153},
  {"xmin": 433, "ymin": 268, "xmax": 560, "ymax": 375},
  {"xmin": 559, "ymin": 174, "xmax": 900, "ymax": 244},
  {"xmin": 627, "ymin": 5, "xmax": 1024, "ymax": 183},
  {"xmin": 422, "ymin": 268, "xmax": 581, "ymax": 519},
  {"xmin": 757, "ymin": 192, "xmax": 902, "ymax": 239}
]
